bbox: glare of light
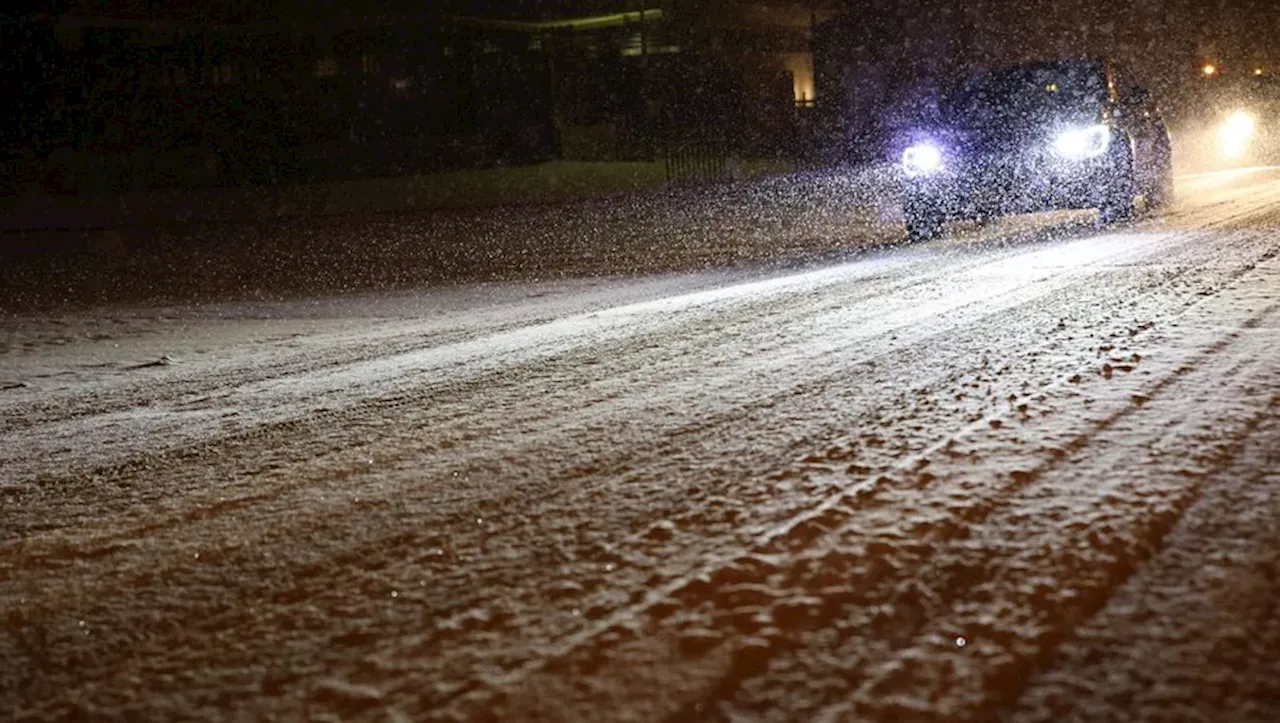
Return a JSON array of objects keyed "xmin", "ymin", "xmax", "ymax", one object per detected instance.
[
  {"xmin": 783, "ymin": 52, "xmax": 815, "ymax": 105},
  {"xmin": 1219, "ymin": 110, "xmax": 1257, "ymax": 159},
  {"xmin": 1202, "ymin": 63, "xmax": 1218, "ymax": 77},
  {"xmin": 902, "ymin": 142, "xmax": 944, "ymax": 177},
  {"xmin": 1052, "ymin": 125, "xmax": 1111, "ymax": 160},
  {"xmin": 1255, "ymin": 68, "xmax": 1265, "ymax": 76},
  {"xmin": 1045, "ymin": 82, "xmax": 1060, "ymax": 92}
]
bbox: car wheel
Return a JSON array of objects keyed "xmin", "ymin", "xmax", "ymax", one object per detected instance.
[
  {"xmin": 904, "ymin": 201, "xmax": 946, "ymax": 242},
  {"xmin": 1146, "ymin": 154, "xmax": 1175, "ymax": 209},
  {"xmin": 1099, "ymin": 151, "xmax": 1138, "ymax": 224}
]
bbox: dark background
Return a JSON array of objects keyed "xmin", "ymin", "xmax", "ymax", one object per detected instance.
[{"xmin": 2, "ymin": 1, "xmax": 1275, "ymax": 196}]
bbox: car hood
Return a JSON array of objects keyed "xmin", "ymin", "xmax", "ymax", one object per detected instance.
[{"xmin": 920, "ymin": 112, "xmax": 1104, "ymax": 156}]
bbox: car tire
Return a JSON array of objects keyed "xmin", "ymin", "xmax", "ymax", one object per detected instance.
[
  {"xmin": 904, "ymin": 201, "xmax": 945, "ymax": 242},
  {"xmin": 1099, "ymin": 147, "xmax": 1138, "ymax": 224},
  {"xmin": 1146, "ymin": 153, "xmax": 1175, "ymax": 210}
]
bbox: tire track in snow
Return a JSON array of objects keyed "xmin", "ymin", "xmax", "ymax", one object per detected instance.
[
  {"xmin": 0, "ymin": 273, "xmax": 818, "ymax": 435},
  {"xmin": 3, "ymin": 167, "xmax": 1276, "ymax": 460},
  {"xmin": 3, "ymin": 215, "xmax": 1261, "ymax": 551},
  {"xmin": 202, "ymin": 227, "xmax": 1280, "ymax": 711},
  {"xmin": 0, "ymin": 247, "xmax": 1231, "ymax": 720},
  {"xmin": 443, "ymin": 250, "xmax": 1280, "ymax": 721},
  {"xmin": 5, "ymin": 234, "xmax": 1274, "ymax": 711},
  {"xmin": 0, "ymin": 214, "xmax": 1199, "ymax": 533},
  {"xmin": 12, "ymin": 172, "xmax": 1280, "ymax": 499},
  {"xmin": 1004, "ymin": 408, "xmax": 1280, "ymax": 723},
  {"xmin": 0, "ymin": 317, "xmax": 528, "ymax": 435},
  {"xmin": 4, "ymin": 184, "xmax": 1280, "ymax": 721},
  {"xmin": 795, "ymin": 319, "xmax": 1280, "ymax": 722}
]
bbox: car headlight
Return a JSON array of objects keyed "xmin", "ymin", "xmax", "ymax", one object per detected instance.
[
  {"xmin": 1052, "ymin": 125, "xmax": 1111, "ymax": 160},
  {"xmin": 903, "ymin": 142, "xmax": 944, "ymax": 177},
  {"xmin": 1218, "ymin": 110, "xmax": 1256, "ymax": 159}
]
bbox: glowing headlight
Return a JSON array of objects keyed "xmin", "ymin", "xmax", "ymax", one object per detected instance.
[
  {"xmin": 903, "ymin": 142, "xmax": 944, "ymax": 177},
  {"xmin": 1218, "ymin": 110, "xmax": 1256, "ymax": 159},
  {"xmin": 1053, "ymin": 125, "xmax": 1111, "ymax": 160}
]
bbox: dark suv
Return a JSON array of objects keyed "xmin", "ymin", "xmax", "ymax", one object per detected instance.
[{"xmin": 899, "ymin": 58, "xmax": 1174, "ymax": 241}]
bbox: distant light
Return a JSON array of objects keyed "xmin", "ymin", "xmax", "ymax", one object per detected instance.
[
  {"xmin": 1045, "ymin": 82, "xmax": 1060, "ymax": 92},
  {"xmin": 1202, "ymin": 63, "xmax": 1218, "ymax": 77},
  {"xmin": 1255, "ymin": 68, "xmax": 1266, "ymax": 76},
  {"xmin": 1219, "ymin": 110, "xmax": 1257, "ymax": 159}
]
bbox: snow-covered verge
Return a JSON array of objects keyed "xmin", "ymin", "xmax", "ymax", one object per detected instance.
[
  {"xmin": 0, "ymin": 165, "xmax": 897, "ymax": 312},
  {"xmin": 0, "ymin": 160, "xmax": 800, "ymax": 232},
  {"xmin": 2, "ymin": 168, "xmax": 1280, "ymax": 722}
]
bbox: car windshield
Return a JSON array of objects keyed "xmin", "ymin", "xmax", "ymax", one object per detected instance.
[{"xmin": 942, "ymin": 61, "xmax": 1109, "ymax": 127}]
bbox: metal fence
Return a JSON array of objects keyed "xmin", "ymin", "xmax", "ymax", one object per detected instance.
[{"xmin": 663, "ymin": 134, "xmax": 733, "ymax": 186}]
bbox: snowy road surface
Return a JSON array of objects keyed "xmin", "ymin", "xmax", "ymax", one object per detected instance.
[{"xmin": 4, "ymin": 168, "xmax": 1280, "ymax": 722}]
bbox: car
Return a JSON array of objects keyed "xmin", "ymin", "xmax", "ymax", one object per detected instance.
[
  {"xmin": 1184, "ymin": 73, "xmax": 1280, "ymax": 168},
  {"xmin": 898, "ymin": 58, "xmax": 1174, "ymax": 241}
]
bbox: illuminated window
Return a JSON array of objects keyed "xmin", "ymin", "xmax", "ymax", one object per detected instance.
[
  {"xmin": 782, "ymin": 52, "xmax": 814, "ymax": 106},
  {"xmin": 314, "ymin": 57, "xmax": 340, "ymax": 77},
  {"xmin": 618, "ymin": 24, "xmax": 678, "ymax": 57}
]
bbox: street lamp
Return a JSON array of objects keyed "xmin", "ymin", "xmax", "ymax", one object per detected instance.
[{"xmin": 1202, "ymin": 63, "xmax": 1218, "ymax": 77}]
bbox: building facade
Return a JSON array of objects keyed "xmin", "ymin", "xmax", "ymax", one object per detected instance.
[{"xmin": 3, "ymin": 1, "xmax": 835, "ymax": 193}]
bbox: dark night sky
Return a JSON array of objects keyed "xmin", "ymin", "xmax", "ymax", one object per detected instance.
[
  {"xmin": 954, "ymin": 0, "xmax": 1278, "ymax": 84},
  {"xmin": 26, "ymin": 0, "xmax": 1280, "ymax": 73},
  {"xmin": 37, "ymin": 0, "xmax": 659, "ymax": 22}
]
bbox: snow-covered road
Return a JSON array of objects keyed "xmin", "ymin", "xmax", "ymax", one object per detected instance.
[{"xmin": 4, "ymin": 168, "xmax": 1280, "ymax": 722}]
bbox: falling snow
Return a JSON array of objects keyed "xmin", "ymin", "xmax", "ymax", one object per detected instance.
[{"xmin": 3, "ymin": 168, "xmax": 1280, "ymax": 721}]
